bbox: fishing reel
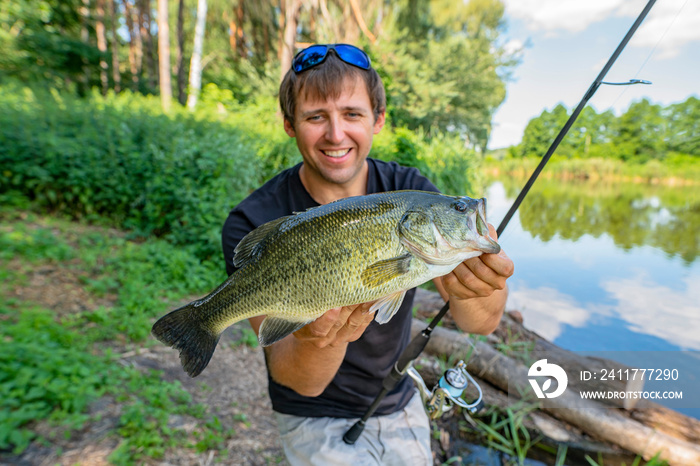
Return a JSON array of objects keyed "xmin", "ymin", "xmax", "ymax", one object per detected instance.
[{"xmin": 407, "ymin": 360, "xmax": 484, "ymax": 420}]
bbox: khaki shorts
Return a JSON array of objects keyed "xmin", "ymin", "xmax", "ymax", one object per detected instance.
[{"xmin": 274, "ymin": 391, "xmax": 432, "ymax": 466}]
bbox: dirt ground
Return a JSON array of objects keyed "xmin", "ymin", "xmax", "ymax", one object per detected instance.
[
  {"xmin": 2, "ymin": 257, "xmax": 289, "ymax": 466},
  {"xmin": 3, "ymin": 263, "xmax": 464, "ymax": 466}
]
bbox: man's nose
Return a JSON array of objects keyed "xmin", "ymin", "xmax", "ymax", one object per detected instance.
[{"xmin": 325, "ymin": 117, "xmax": 345, "ymax": 143}]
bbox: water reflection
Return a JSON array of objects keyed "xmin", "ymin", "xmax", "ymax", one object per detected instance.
[
  {"xmin": 496, "ymin": 177, "xmax": 700, "ymax": 264},
  {"xmin": 601, "ymin": 272, "xmax": 700, "ymax": 350},
  {"xmin": 506, "ymin": 285, "xmax": 591, "ymax": 342},
  {"xmin": 507, "ymin": 274, "xmax": 700, "ymax": 351},
  {"xmin": 488, "ymin": 178, "xmax": 700, "ymax": 416}
]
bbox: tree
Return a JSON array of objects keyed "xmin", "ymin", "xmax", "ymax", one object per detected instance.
[
  {"xmin": 666, "ymin": 96, "xmax": 700, "ymax": 157},
  {"xmin": 187, "ymin": 0, "xmax": 208, "ymax": 109},
  {"xmin": 139, "ymin": 0, "xmax": 157, "ymax": 90},
  {"xmin": 280, "ymin": 0, "xmax": 303, "ymax": 82},
  {"xmin": 516, "ymin": 104, "xmax": 569, "ymax": 158},
  {"xmin": 614, "ymin": 99, "xmax": 665, "ymax": 162},
  {"xmin": 109, "ymin": 0, "xmax": 121, "ymax": 92},
  {"xmin": 157, "ymin": 0, "xmax": 172, "ymax": 112},
  {"xmin": 378, "ymin": 0, "xmax": 516, "ymax": 151},
  {"xmin": 1, "ymin": 0, "xmax": 516, "ymax": 141},
  {"xmin": 176, "ymin": 0, "xmax": 186, "ymax": 104},
  {"xmin": 95, "ymin": 0, "xmax": 109, "ymax": 93},
  {"xmin": 123, "ymin": 0, "xmax": 143, "ymax": 90},
  {"xmin": 0, "ymin": 0, "xmax": 100, "ymax": 89}
]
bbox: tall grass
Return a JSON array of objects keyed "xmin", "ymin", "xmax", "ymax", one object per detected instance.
[{"xmin": 485, "ymin": 155, "xmax": 700, "ymax": 184}]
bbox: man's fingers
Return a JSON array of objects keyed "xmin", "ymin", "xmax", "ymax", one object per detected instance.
[
  {"xmin": 482, "ymin": 250, "xmax": 515, "ymax": 278},
  {"xmin": 301, "ymin": 307, "xmax": 342, "ymax": 338},
  {"xmin": 295, "ymin": 302, "xmax": 376, "ymax": 347},
  {"xmin": 487, "ymin": 223, "xmax": 498, "ymax": 240},
  {"xmin": 447, "ymin": 263, "xmax": 493, "ymax": 297},
  {"xmin": 465, "ymin": 259, "xmax": 502, "ymax": 288},
  {"xmin": 334, "ymin": 310, "xmax": 376, "ymax": 345},
  {"xmin": 443, "ymin": 248, "xmax": 513, "ymax": 299}
]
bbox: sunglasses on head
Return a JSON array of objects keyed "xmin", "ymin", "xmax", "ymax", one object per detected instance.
[{"xmin": 292, "ymin": 44, "xmax": 371, "ymax": 73}]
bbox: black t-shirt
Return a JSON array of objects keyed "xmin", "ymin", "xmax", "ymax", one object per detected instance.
[{"xmin": 221, "ymin": 158, "xmax": 440, "ymax": 418}]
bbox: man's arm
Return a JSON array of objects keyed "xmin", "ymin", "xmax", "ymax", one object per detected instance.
[
  {"xmin": 245, "ymin": 224, "xmax": 512, "ymax": 396},
  {"xmin": 248, "ymin": 303, "xmax": 376, "ymax": 397},
  {"xmin": 434, "ymin": 224, "xmax": 514, "ymax": 335}
]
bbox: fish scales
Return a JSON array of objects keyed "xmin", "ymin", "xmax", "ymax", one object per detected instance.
[
  {"xmin": 152, "ymin": 190, "xmax": 501, "ymax": 377},
  {"xmin": 215, "ymin": 193, "xmax": 417, "ymax": 326}
]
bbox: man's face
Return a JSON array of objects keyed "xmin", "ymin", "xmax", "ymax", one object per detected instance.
[{"xmin": 284, "ymin": 77, "xmax": 385, "ymax": 190}]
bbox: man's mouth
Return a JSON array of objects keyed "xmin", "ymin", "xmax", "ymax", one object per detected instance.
[{"xmin": 322, "ymin": 149, "xmax": 351, "ymax": 158}]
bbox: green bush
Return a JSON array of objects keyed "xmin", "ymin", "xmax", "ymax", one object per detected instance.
[
  {"xmin": 373, "ymin": 126, "xmax": 481, "ymax": 195},
  {"xmin": 0, "ymin": 85, "xmax": 261, "ymax": 260},
  {"xmin": 0, "ymin": 83, "xmax": 482, "ymax": 259}
]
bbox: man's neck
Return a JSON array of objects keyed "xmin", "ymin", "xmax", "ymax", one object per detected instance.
[{"xmin": 298, "ymin": 162, "xmax": 369, "ymax": 205}]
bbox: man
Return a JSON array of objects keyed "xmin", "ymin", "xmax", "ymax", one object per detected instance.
[{"xmin": 222, "ymin": 44, "xmax": 513, "ymax": 465}]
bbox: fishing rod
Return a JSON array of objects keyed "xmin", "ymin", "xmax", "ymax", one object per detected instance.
[{"xmin": 343, "ymin": 0, "xmax": 657, "ymax": 445}]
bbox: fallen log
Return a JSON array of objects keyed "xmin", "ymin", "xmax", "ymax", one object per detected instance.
[
  {"xmin": 414, "ymin": 356, "xmax": 624, "ymax": 457},
  {"xmin": 413, "ymin": 289, "xmax": 700, "ymax": 442},
  {"xmin": 410, "ymin": 319, "xmax": 700, "ymax": 465},
  {"xmin": 415, "ymin": 289, "xmax": 643, "ymax": 406},
  {"xmin": 495, "ymin": 312, "xmax": 700, "ymax": 444}
]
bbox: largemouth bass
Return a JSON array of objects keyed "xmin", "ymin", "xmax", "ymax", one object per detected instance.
[{"xmin": 152, "ymin": 190, "xmax": 500, "ymax": 377}]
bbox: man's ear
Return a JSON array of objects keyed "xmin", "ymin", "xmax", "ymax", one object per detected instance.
[
  {"xmin": 373, "ymin": 111, "xmax": 386, "ymax": 134},
  {"xmin": 284, "ymin": 118, "xmax": 296, "ymax": 137}
]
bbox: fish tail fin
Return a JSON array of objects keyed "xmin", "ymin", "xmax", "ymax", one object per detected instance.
[{"xmin": 151, "ymin": 303, "xmax": 221, "ymax": 377}]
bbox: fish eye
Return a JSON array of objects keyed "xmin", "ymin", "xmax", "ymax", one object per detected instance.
[{"xmin": 454, "ymin": 201, "xmax": 468, "ymax": 212}]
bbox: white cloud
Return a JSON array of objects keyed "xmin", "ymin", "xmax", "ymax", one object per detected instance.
[
  {"xmin": 630, "ymin": 1, "xmax": 700, "ymax": 58},
  {"xmin": 503, "ymin": 0, "xmax": 700, "ymax": 57},
  {"xmin": 503, "ymin": 0, "xmax": 625, "ymax": 33},
  {"xmin": 503, "ymin": 38, "xmax": 525, "ymax": 56}
]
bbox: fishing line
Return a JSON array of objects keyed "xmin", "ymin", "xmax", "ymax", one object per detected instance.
[
  {"xmin": 495, "ymin": 0, "xmax": 658, "ymax": 237},
  {"xmin": 632, "ymin": 0, "xmax": 689, "ymax": 78},
  {"xmin": 343, "ymin": 0, "xmax": 659, "ymax": 446},
  {"xmin": 608, "ymin": 0, "xmax": 690, "ymax": 111}
]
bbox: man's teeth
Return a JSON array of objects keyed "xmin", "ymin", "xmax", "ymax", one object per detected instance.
[{"xmin": 324, "ymin": 149, "xmax": 350, "ymax": 158}]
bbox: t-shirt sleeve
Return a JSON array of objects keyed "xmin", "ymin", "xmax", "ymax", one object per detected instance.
[
  {"xmin": 411, "ymin": 171, "xmax": 440, "ymax": 193},
  {"xmin": 221, "ymin": 209, "xmax": 256, "ymax": 276},
  {"xmin": 399, "ymin": 164, "xmax": 441, "ymax": 193}
]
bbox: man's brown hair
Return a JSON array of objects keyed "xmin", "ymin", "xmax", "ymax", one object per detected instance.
[{"xmin": 279, "ymin": 50, "xmax": 386, "ymax": 128}]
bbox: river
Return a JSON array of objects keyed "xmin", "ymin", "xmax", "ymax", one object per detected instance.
[{"xmin": 484, "ymin": 177, "xmax": 700, "ymax": 419}]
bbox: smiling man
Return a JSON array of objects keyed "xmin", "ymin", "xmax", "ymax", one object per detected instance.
[{"xmin": 222, "ymin": 44, "xmax": 513, "ymax": 466}]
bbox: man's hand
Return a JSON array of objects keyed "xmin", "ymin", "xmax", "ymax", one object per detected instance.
[
  {"xmin": 437, "ymin": 224, "xmax": 513, "ymax": 335},
  {"xmin": 293, "ymin": 302, "xmax": 376, "ymax": 349},
  {"xmin": 440, "ymin": 224, "xmax": 513, "ymax": 299},
  {"xmin": 250, "ymin": 302, "xmax": 376, "ymax": 396}
]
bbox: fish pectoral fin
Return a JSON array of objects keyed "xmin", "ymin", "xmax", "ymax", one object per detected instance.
[
  {"xmin": 258, "ymin": 317, "xmax": 313, "ymax": 347},
  {"xmin": 360, "ymin": 254, "xmax": 413, "ymax": 288},
  {"xmin": 233, "ymin": 215, "xmax": 291, "ymax": 268},
  {"xmin": 371, "ymin": 290, "xmax": 408, "ymax": 324}
]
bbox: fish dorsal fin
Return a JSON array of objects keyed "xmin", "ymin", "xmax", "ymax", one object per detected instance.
[
  {"xmin": 258, "ymin": 316, "xmax": 313, "ymax": 347},
  {"xmin": 360, "ymin": 254, "xmax": 413, "ymax": 288},
  {"xmin": 233, "ymin": 216, "xmax": 290, "ymax": 268},
  {"xmin": 371, "ymin": 290, "xmax": 408, "ymax": 324}
]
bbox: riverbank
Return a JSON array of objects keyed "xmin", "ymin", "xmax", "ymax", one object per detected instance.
[
  {"xmin": 483, "ymin": 156, "xmax": 700, "ymax": 186},
  {"xmin": 3, "ymin": 210, "xmax": 689, "ymax": 465}
]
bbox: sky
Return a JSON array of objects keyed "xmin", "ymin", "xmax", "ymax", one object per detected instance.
[{"xmin": 489, "ymin": 0, "xmax": 700, "ymax": 149}]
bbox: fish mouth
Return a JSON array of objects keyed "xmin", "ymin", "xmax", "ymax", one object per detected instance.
[
  {"xmin": 469, "ymin": 198, "xmax": 500, "ymax": 254},
  {"xmin": 401, "ymin": 198, "xmax": 500, "ymax": 266}
]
